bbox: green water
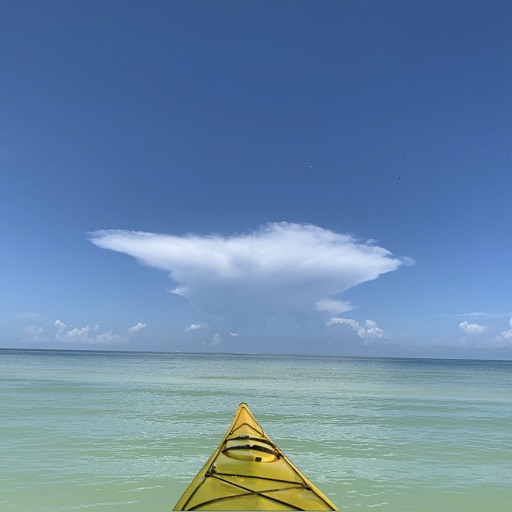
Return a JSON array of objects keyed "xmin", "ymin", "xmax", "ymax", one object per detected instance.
[{"xmin": 1, "ymin": 350, "xmax": 511, "ymax": 511}]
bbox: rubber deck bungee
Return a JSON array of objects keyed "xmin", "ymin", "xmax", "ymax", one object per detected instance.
[{"xmin": 174, "ymin": 403, "xmax": 338, "ymax": 510}]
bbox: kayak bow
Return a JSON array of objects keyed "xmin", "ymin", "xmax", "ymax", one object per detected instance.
[{"xmin": 174, "ymin": 403, "xmax": 338, "ymax": 510}]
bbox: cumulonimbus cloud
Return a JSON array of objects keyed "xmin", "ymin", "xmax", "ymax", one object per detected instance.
[{"xmin": 90, "ymin": 222, "xmax": 411, "ymax": 323}]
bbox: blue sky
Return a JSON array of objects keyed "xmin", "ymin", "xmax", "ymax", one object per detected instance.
[{"xmin": 1, "ymin": 0, "xmax": 511, "ymax": 358}]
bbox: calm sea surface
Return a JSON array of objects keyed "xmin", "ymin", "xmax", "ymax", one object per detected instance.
[{"xmin": 1, "ymin": 349, "xmax": 511, "ymax": 511}]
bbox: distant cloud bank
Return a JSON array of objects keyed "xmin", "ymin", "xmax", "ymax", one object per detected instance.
[
  {"xmin": 90, "ymin": 222, "xmax": 411, "ymax": 334},
  {"xmin": 23, "ymin": 320, "xmax": 146, "ymax": 345},
  {"xmin": 457, "ymin": 317, "xmax": 512, "ymax": 349},
  {"xmin": 495, "ymin": 318, "xmax": 512, "ymax": 346}
]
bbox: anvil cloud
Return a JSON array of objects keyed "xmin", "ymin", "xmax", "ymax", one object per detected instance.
[{"xmin": 90, "ymin": 223, "xmax": 410, "ymax": 326}]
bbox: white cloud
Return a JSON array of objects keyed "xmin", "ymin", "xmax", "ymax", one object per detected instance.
[
  {"xmin": 455, "ymin": 311, "xmax": 510, "ymax": 320},
  {"xmin": 90, "ymin": 223, "xmax": 409, "ymax": 327},
  {"xmin": 211, "ymin": 333, "xmax": 222, "ymax": 346},
  {"xmin": 457, "ymin": 318, "xmax": 512, "ymax": 349},
  {"xmin": 327, "ymin": 317, "xmax": 385, "ymax": 340},
  {"xmin": 55, "ymin": 319, "xmax": 66, "ymax": 331},
  {"xmin": 315, "ymin": 298, "xmax": 353, "ymax": 315},
  {"xmin": 22, "ymin": 325, "xmax": 47, "ymax": 342},
  {"xmin": 364, "ymin": 319, "xmax": 386, "ymax": 339},
  {"xmin": 95, "ymin": 331, "xmax": 123, "ymax": 343},
  {"xmin": 54, "ymin": 320, "xmax": 102, "ymax": 344},
  {"xmin": 55, "ymin": 321, "xmax": 96, "ymax": 343},
  {"xmin": 229, "ymin": 332, "xmax": 240, "ymax": 337},
  {"xmin": 327, "ymin": 317, "xmax": 364, "ymax": 336},
  {"xmin": 53, "ymin": 320, "xmax": 139, "ymax": 345},
  {"xmin": 185, "ymin": 323, "xmax": 202, "ymax": 332},
  {"xmin": 128, "ymin": 322, "xmax": 146, "ymax": 335},
  {"xmin": 493, "ymin": 318, "xmax": 512, "ymax": 346},
  {"xmin": 458, "ymin": 321, "xmax": 487, "ymax": 334}
]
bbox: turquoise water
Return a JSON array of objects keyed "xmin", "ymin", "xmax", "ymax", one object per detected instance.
[{"xmin": 1, "ymin": 350, "xmax": 511, "ymax": 511}]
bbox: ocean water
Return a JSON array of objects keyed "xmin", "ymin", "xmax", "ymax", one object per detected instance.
[{"xmin": 1, "ymin": 350, "xmax": 511, "ymax": 511}]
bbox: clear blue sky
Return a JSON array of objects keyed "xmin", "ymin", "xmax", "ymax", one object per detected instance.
[{"xmin": 1, "ymin": 0, "xmax": 511, "ymax": 358}]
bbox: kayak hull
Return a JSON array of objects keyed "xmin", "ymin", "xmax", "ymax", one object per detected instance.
[{"xmin": 174, "ymin": 403, "xmax": 338, "ymax": 510}]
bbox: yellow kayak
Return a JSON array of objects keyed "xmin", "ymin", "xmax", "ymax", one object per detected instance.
[{"xmin": 174, "ymin": 403, "xmax": 338, "ymax": 510}]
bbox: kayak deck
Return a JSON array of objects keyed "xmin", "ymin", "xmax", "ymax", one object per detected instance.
[{"xmin": 174, "ymin": 403, "xmax": 338, "ymax": 510}]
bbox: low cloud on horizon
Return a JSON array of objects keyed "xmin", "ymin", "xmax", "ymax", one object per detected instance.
[
  {"xmin": 457, "ymin": 317, "xmax": 512, "ymax": 349},
  {"xmin": 23, "ymin": 320, "xmax": 146, "ymax": 345}
]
